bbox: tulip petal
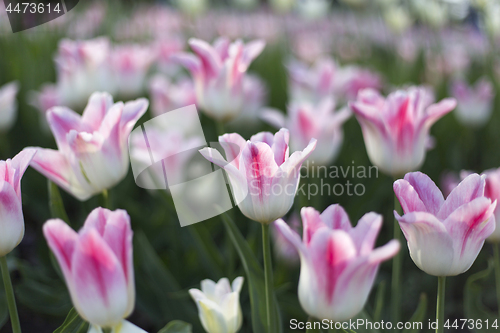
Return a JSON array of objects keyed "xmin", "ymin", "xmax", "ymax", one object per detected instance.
[
  {"xmin": 72, "ymin": 229, "xmax": 128, "ymax": 327},
  {"xmin": 171, "ymin": 53, "xmax": 202, "ymax": 78},
  {"xmin": 394, "ymin": 179, "xmax": 427, "ymax": 214},
  {"xmin": 219, "ymin": 133, "xmax": 247, "ymax": 169},
  {"xmin": 349, "ymin": 212, "xmax": 383, "ymax": 256},
  {"xmin": 43, "ymin": 219, "xmax": 78, "ymax": 278},
  {"xmin": 120, "ymin": 98, "xmax": 149, "ymax": 138},
  {"xmin": 11, "ymin": 148, "xmax": 36, "ymax": 197},
  {"xmin": 231, "ymin": 276, "xmax": 244, "ymax": 294},
  {"xmin": 279, "ymin": 138, "xmax": 317, "ymax": 176},
  {"xmin": 220, "ymin": 292, "xmax": 242, "ymax": 333},
  {"xmin": 46, "ymin": 107, "xmax": 85, "ymax": 151},
  {"xmin": 112, "ymin": 320, "xmax": 148, "ymax": 333},
  {"xmin": 260, "ymin": 108, "xmax": 286, "ymax": 129},
  {"xmin": 319, "ymin": 204, "xmax": 352, "ymax": 232},
  {"xmin": 249, "ymin": 131, "xmax": 274, "ymax": 146},
  {"xmin": 81, "ymin": 92, "xmax": 114, "ymax": 131},
  {"xmin": 197, "ymin": 298, "xmax": 228, "ymax": 333},
  {"xmin": 444, "ymin": 197, "xmax": 496, "ymax": 275},
  {"xmin": 189, "ymin": 39, "xmax": 222, "ymax": 79},
  {"xmin": 402, "ymin": 172, "xmax": 444, "ymax": 215},
  {"xmin": 29, "ymin": 148, "xmax": 92, "ymax": 200},
  {"xmin": 271, "ymin": 128, "xmax": 289, "ymax": 166},
  {"xmin": 424, "ymin": 98, "xmax": 456, "ymax": 127},
  {"xmin": 396, "ymin": 211, "xmax": 454, "ymax": 276},
  {"xmin": 301, "ymin": 207, "xmax": 327, "ymax": 246},
  {"xmin": 240, "ymin": 39, "xmax": 265, "ymax": 72},
  {"xmin": 0, "ymin": 181, "xmax": 24, "ymax": 256},
  {"xmin": 274, "ymin": 219, "xmax": 306, "ymax": 254},
  {"xmin": 438, "ymin": 173, "xmax": 485, "ymax": 220}
]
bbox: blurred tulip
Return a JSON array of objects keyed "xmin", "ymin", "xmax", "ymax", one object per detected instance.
[
  {"xmin": 350, "ymin": 87, "xmax": 456, "ymax": 176},
  {"xmin": 334, "ymin": 66, "xmax": 383, "ymax": 102},
  {"xmin": 450, "ymin": 77, "xmax": 495, "ymax": 127},
  {"xmin": 111, "ymin": 44, "xmax": 156, "ymax": 97},
  {"xmin": 200, "ymin": 128, "xmax": 316, "ymax": 224},
  {"xmin": 439, "ymin": 171, "xmax": 460, "ymax": 198},
  {"xmin": 173, "ymin": 37, "xmax": 265, "ymax": 121},
  {"xmin": 275, "ymin": 205, "xmax": 399, "ymax": 321},
  {"xmin": 153, "ymin": 37, "xmax": 185, "ymax": 75},
  {"xmin": 44, "ymin": 208, "xmax": 146, "ymax": 333},
  {"xmin": 228, "ymin": 74, "xmax": 267, "ymax": 127},
  {"xmin": 30, "ymin": 92, "xmax": 148, "ymax": 201},
  {"xmin": 272, "ymin": 214, "xmax": 300, "ymax": 264},
  {"xmin": 29, "ymin": 84, "xmax": 61, "ymax": 116},
  {"xmin": 394, "ymin": 172, "xmax": 496, "ymax": 276},
  {"xmin": 288, "ymin": 58, "xmax": 337, "ymax": 104},
  {"xmin": 0, "ymin": 149, "xmax": 36, "ymax": 256},
  {"xmin": 0, "ymin": 81, "xmax": 19, "ymax": 132},
  {"xmin": 55, "ymin": 37, "xmax": 114, "ymax": 108},
  {"xmin": 189, "ymin": 277, "xmax": 244, "ymax": 333},
  {"xmin": 261, "ymin": 98, "xmax": 350, "ymax": 165},
  {"xmin": 148, "ymin": 75, "xmax": 196, "ymax": 116}
]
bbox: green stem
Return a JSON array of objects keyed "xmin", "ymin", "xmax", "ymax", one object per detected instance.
[
  {"xmin": 493, "ymin": 243, "xmax": 500, "ymax": 319},
  {"xmin": 392, "ymin": 188, "xmax": 402, "ymax": 324},
  {"xmin": 262, "ymin": 223, "xmax": 276, "ymax": 332},
  {"xmin": 216, "ymin": 120, "xmax": 225, "ymax": 137},
  {"xmin": 101, "ymin": 189, "xmax": 109, "ymax": 209},
  {"xmin": 0, "ymin": 256, "xmax": 21, "ymax": 333},
  {"xmin": 436, "ymin": 276, "xmax": 446, "ymax": 333}
]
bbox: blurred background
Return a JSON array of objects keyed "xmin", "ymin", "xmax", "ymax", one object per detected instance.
[{"xmin": 1, "ymin": 0, "xmax": 500, "ymax": 332}]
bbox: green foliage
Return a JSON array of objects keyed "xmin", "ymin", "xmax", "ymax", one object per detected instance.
[
  {"xmin": 53, "ymin": 308, "xmax": 88, "ymax": 333},
  {"xmin": 403, "ymin": 293, "xmax": 427, "ymax": 333},
  {"xmin": 157, "ymin": 320, "xmax": 192, "ymax": 333}
]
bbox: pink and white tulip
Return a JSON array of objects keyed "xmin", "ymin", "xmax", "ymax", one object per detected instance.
[
  {"xmin": 261, "ymin": 98, "xmax": 350, "ymax": 165},
  {"xmin": 29, "ymin": 92, "xmax": 148, "ymax": 201},
  {"xmin": 272, "ymin": 214, "xmax": 300, "ymax": 264},
  {"xmin": 43, "ymin": 208, "xmax": 146, "ymax": 332},
  {"xmin": 199, "ymin": 128, "xmax": 316, "ymax": 224},
  {"xmin": 287, "ymin": 58, "xmax": 337, "ymax": 104},
  {"xmin": 0, "ymin": 149, "xmax": 36, "ymax": 256},
  {"xmin": 110, "ymin": 44, "xmax": 156, "ymax": 97},
  {"xmin": 350, "ymin": 87, "xmax": 456, "ymax": 176},
  {"xmin": 148, "ymin": 75, "xmax": 196, "ymax": 116},
  {"xmin": 275, "ymin": 205, "xmax": 399, "ymax": 321},
  {"xmin": 450, "ymin": 77, "xmax": 495, "ymax": 127},
  {"xmin": 335, "ymin": 66, "xmax": 383, "ymax": 102},
  {"xmin": 173, "ymin": 37, "xmax": 265, "ymax": 121},
  {"xmin": 189, "ymin": 277, "xmax": 244, "ymax": 333},
  {"xmin": 0, "ymin": 81, "xmax": 19, "ymax": 131},
  {"xmin": 483, "ymin": 168, "xmax": 500, "ymax": 242},
  {"xmin": 394, "ymin": 172, "xmax": 496, "ymax": 276}
]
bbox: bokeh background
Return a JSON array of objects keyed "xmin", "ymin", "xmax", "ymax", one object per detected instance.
[{"xmin": 1, "ymin": 0, "xmax": 500, "ymax": 332}]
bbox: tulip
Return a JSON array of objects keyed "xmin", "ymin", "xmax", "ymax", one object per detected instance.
[
  {"xmin": 275, "ymin": 204, "xmax": 400, "ymax": 321},
  {"xmin": 110, "ymin": 44, "xmax": 156, "ymax": 97},
  {"xmin": 287, "ymin": 57, "xmax": 337, "ymax": 104},
  {"xmin": 272, "ymin": 214, "xmax": 300, "ymax": 264},
  {"xmin": 228, "ymin": 74, "xmax": 267, "ymax": 128},
  {"xmin": 394, "ymin": 172, "xmax": 496, "ymax": 276},
  {"xmin": 482, "ymin": 168, "xmax": 500, "ymax": 243},
  {"xmin": 43, "ymin": 208, "xmax": 146, "ymax": 333},
  {"xmin": 350, "ymin": 87, "xmax": 457, "ymax": 176},
  {"xmin": 261, "ymin": 98, "xmax": 350, "ymax": 165},
  {"xmin": 334, "ymin": 66, "xmax": 382, "ymax": 102},
  {"xmin": 0, "ymin": 149, "xmax": 36, "ymax": 256},
  {"xmin": 199, "ymin": 128, "xmax": 316, "ymax": 224},
  {"xmin": 173, "ymin": 37, "xmax": 265, "ymax": 121},
  {"xmin": 29, "ymin": 92, "xmax": 148, "ymax": 200},
  {"xmin": 189, "ymin": 277, "xmax": 244, "ymax": 333},
  {"xmin": 55, "ymin": 37, "xmax": 114, "ymax": 108},
  {"xmin": 0, "ymin": 81, "xmax": 19, "ymax": 132},
  {"xmin": 450, "ymin": 77, "xmax": 494, "ymax": 127},
  {"xmin": 148, "ymin": 75, "xmax": 196, "ymax": 117}
]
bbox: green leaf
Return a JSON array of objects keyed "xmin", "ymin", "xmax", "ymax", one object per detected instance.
[
  {"xmin": 134, "ymin": 232, "xmax": 196, "ymax": 325},
  {"xmin": 158, "ymin": 320, "xmax": 192, "ymax": 333},
  {"xmin": 353, "ymin": 311, "xmax": 379, "ymax": 333},
  {"xmin": 372, "ymin": 280, "xmax": 386, "ymax": 322},
  {"xmin": 48, "ymin": 180, "xmax": 70, "ymax": 225},
  {"xmin": 464, "ymin": 260, "xmax": 497, "ymax": 333},
  {"xmin": 403, "ymin": 293, "xmax": 427, "ymax": 333},
  {"xmin": 53, "ymin": 308, "xmax": 88, "ymax": 333},
  {"xmin": 220, "ymin": 213, "xmax": 282, "ymax": 333}
]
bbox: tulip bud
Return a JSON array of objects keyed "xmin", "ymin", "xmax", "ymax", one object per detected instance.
[
  {"xmin": 275, "ymin": 205, "xmax": 399, "ymax": 321},
  {"xmin": 200, "ymin": 128, "xmax": 316, "ymax": 224},
  {"xmin": 189, "ymin": 277, "xmax": 244, "ymax": 333},
  {"xmin": 29, "ymin": 92, "xmax": 148, "ymax": 201},
  {"xmin": 394, "ymin": 172, "xmax": 496, "ymax": 276},
  {"xmin": 0, "ymin": 149, "xmax": 36, "ymax": 256},
  {"xmin": 44, "ymin": 208, "xmax": 146, "ymax": 333},
  {"xmin": 350, "ymin": 87, "xmax": 456, "ymax": 176}
]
